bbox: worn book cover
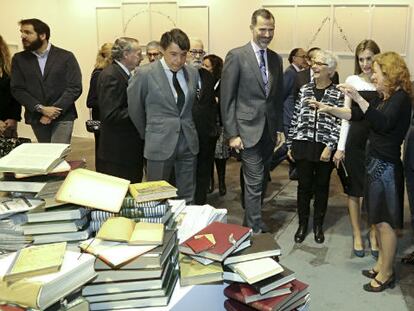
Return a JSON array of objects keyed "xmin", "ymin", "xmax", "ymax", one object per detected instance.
[
  {"xmin": 179, "ymin": 222, "xmax": 252, "ymax": 261},
  {"xmin": 228, "ymin": 257, "xmax": 284, "ymax": 284},
  {"xmin": 129, "ymin": 180, "xmax": 177, "ymax": 203},
  {"xmin": 227, "ymin": 283, "xmax": 292, "ymax": 304},
  {"xmin": 179, "ymin": 253, "xmax": 223, "ymax": 286},
  {"xmin": 0, "ymin": 143, "xmax": 70, "ymax": 174},
  {"xmin": 224, "ymin": 233, "xmax": 281, "ymax": 265},
  {"xmin": 225, "ymin": 279, "xmax": 309, "ymax": 311},
  {"xmin": 56, "ymin": 168, "xmax": 130, "ymax": 213},
  {"xmin": 252, "ymin": 266, "xmax": 296, "ymax": 295},
  {"xmin": 3, "ymin": 242, "xmax": 66, "ymax": 283}
]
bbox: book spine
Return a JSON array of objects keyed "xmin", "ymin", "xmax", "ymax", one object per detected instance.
[
  {"xmin": 123, "ymin": 197, "xmax": 164, "ymax": 208},
  {"xmin": 131, "ymin": 217, "xmax": 163, "ymax": 224},
  {"xmin": 89, "ymin": 220, "xmax": 105, "ymax": 232},
  {"xmin": 121, "ymin": 203, "xmax": 169, "ymax": 217},
  {"xmin": 90, "ymin": 211, "xmax": 117, "ymax": 222}
]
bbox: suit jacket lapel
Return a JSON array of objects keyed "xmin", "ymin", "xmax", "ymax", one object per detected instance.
[
  {"xmin": 182, "ymin": 65, "xmax": 195, "ymax": 116},
  {"xmin": 243, "ymin": 43, "xmax": 266, "ymax": 95},
  {"xmin": 113, "ymin": 62, "xmax": 130, "ymax": 83},
  {"xmin": 42, "ymin": 45, "xmax": 57, "ymax": 80},
  {"xmin": 153, "ymin": 61, "xmax": 177, "ymax": 108}
]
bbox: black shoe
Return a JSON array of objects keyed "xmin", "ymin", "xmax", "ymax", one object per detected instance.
[
  {"xmin": 314, "ymin": 225, "xmax": 325, "ymax": 244},
  {"xmin": 219, "ymin": 183, "xmax": 226, "ymax": 196},
  {"xmin": 207, "ymin": 180, "xmax": 214, "ymax": 194},
  {"xmin": 362, "ymin": 268, "xmax": 379, "ymax": 279},
  {"xmin": 294, "ymin": 224, "xmax": 308, "ymax": 243},
  {"xmin": 363, "ymin": 275, "xmax": 395, "ymax": 292},
  {"xmin": 260, "ymin": 221, "xmax": 270, "ymax": 233}
]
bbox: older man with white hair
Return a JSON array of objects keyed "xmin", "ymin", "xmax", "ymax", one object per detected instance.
[{"xmin": 187, "ymin": 38, "xmax": 218, "ymax": 205}]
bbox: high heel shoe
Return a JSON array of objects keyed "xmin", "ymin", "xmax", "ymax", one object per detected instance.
[
  {"xmin": 361, "ymin": 268, "xmax": 378, "ymax": 279},
  {"xmin": 353, "ymin": 238, "xmax": 365, "ymax": 258},
  {"xmin": 367, "ymin": 233, "xmax": 379, "ymax": 259},
  {"xmin": 363, "ymin": 275, "xmax": 395, "ymax": 292}
]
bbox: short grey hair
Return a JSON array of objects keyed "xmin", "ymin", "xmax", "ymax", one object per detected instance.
[
  {"xmin": 146, "ymin": 40, "xmax": 161, "ymax": 50},
  {"xmin": 315, "ymin": 50, "xmax": 338, "ymax": 72},
  {"xmin": 112, "ymin": 37, "xmax": 139, "ymax": 61}
]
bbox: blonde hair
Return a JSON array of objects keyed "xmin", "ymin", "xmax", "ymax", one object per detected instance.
[
  {"xmin": 0, "ymin": 35, "xmax": 11, "ymax": 77},
  {"xmin": 94, "ymin": 42, "xmax": 113, "ymax": 70},
  {"xmin": 374, "ymin": 52, "xmax": 412, "ymax": 97}
]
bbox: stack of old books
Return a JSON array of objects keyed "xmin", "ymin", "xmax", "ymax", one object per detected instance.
[
  {"xmin": 221, "ymin": 234, "xmax": 310, "ymax": 311},
  {"xmin": 0, "ymin": 242, "xmax": 96, "ymax": 310},
  {"xmin": 88, "ymin": 180, "xmax": 178, "ymax": 233},
  {"xmin": 178, "ymin": 222, "xmax": 251, "ymax": 286},
  {"xmin": 20, "ymin": 204, "xmax": 91, "ymax": 245},
  {"xmin": 80, "ymin": 216, "xmax": 178, "ymax": 310}
]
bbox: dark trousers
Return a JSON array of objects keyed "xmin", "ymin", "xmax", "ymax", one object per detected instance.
[
  {"xmin": 240, "ymin": 125, "xmax": 275, "ymax": 232},
  {"xmin": 405, "ymin": 166, "xmax": 414, "ymax": 228},
  {"xmin": 194, "ymin": 135, "xmax": 218, "ymax": 205},
  {"xmin": 99, "ymin": 158, "xmax": 143, "ymax": 183},
  {"xmin": 94, "ymin": 131, "xmax": 102, "ymax": 172},
  {"xmin": 147, "ymin": 133, "xmax": 197, "ymax": 204},
  {"xmin": 296, "ymin": 159, "xmax": 334, "ymax": 226}
]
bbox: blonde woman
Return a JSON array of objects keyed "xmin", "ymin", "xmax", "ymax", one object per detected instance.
[
  {"xmin": 311, "ymin": 52, "xmax": 412, "ymax": 292},
  {"xmin": 0, "ymin": 35, "xmax": 21, "ymax": 138},
  {"xmin": 86, "ymin": 42, "xmax": 113, "ymax": 170}
]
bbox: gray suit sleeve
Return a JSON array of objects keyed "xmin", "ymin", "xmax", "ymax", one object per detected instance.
[
  {"xmin": 220, "ymin": 50, "xmax": 240, "ymax": 139},
  {"xmin": 53, "ymin": 52, "xmax": 82, "ymax": 113},
  {"xmin": 11, "ymin": 56, "xmax": 41, "ymax": 112},
  {"xmin": 127, "ymin": 70, "xmax": 147, "ymax": 139}
]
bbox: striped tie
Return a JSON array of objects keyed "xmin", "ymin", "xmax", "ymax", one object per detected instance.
[{"xmin": 259, "ymin": 49, "xmax": 269, "ymax": 96}]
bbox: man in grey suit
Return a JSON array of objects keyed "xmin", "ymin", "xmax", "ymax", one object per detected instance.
[
  {"xmin": 11, "ymin": 18, "xmax": 82, "ymax": 143},
  {"xmin": 221, "ymin": 9, "xmax": 284, "ymax": 233},
  {"xmin": 128, "ymin": 29, "xmax": 199, "ymax": 203}
]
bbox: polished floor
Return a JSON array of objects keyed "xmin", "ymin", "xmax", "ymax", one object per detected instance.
[{"xmin": 69, "ymin": 136, "xmax": 414, "ymax": 310}]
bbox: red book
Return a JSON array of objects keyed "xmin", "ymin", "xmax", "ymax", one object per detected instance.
[
  {"xmin": 224, "ymin": 279, "xmax": 309, "ymax": 311},
  {"xmin": 224, "ymin": 299, "xmax": 256, "ymax": 311},
  {"xmin": 185, "ymin": 235, "xmax": 215, "ymax": 253},
  {"xmin": 224, "ymin": 282, "xmax": 292, "ymax": 305},
  {"xmin": 0, "ymin": 305, "xmax": 26, "ymax": 311},
  {"xmin": 179, "ymin": 222, "xmax": 252, "ymax": 261}
]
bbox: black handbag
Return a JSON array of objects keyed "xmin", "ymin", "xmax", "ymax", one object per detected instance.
[
  {"xmin": 0, "ymin": 137, "xmax": 31, "ymax": 158},
  {"xmin": 85, "ymin": 109, "xmax": 100, "ymax": 133}
]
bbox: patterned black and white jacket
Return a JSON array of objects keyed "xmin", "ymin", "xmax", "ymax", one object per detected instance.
[{"xmin": 286, "ymin": 81, "xmax": 344, "ymax": 150}]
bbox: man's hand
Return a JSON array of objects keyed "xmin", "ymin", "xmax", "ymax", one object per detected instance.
[
  {"xmin": 40, "ymin": 116, "xmax": 52, "ymax": 125},
  {"xmin": 4, "ymin": 119, "xmax": 17, "ymax": 130},
  {"xmin": 41, "ymin": 106, "xmax": 62, "ymax": 119},
  {"xmin": 333, "ymin": 150, "xmax": 345, "ymax": 168},
  {"xmin": 229, "ymin": 136, "xmax": 244, "ymax": 153},
  {"xmin": 275, "ymin": 132, "xmax": 285, "ymax": 149},
  {"xmin": 320, "ymin": 146, "xmax": 332, "ymax": 162},
  {"xmin": 0, "ymin": 121, "xmax": 6, "ymax": 135},
  {"xmin": 287, "ymin": 148, "xmax": 294, "ymax": 162}
]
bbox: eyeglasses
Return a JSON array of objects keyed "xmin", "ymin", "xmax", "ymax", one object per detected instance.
[
  {"xmin": 189, "ymin": 49, "xmax": 206, "ymax": 57},
  {"xmin": 295, "ymin": 55, "xmax": 307, "ymax": 59},
  {"xmin": 311, "ymin": 60, "xmax": 328, "ymax": 67},
  {"xmin": 147, "ymin": 52, "xmax": 160, "ymax": 57}
]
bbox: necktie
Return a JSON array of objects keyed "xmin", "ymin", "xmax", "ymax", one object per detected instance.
[
  {"xmin": 171, "ymin": 70, "xmax": 185, "ymax": 112},
  {"xmin": 259, "ymin": 49, "xmax": 269, "ymax": 96}
]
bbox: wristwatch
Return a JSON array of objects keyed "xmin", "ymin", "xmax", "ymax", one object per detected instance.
[{"xmin": 35, "ymin": 104, "xmax": 44, "ymax": 113}]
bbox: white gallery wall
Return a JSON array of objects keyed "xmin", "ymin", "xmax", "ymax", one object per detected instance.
[{"xmin": 1, "ymin": 0, "xmax": 413, "ymax": 139}]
